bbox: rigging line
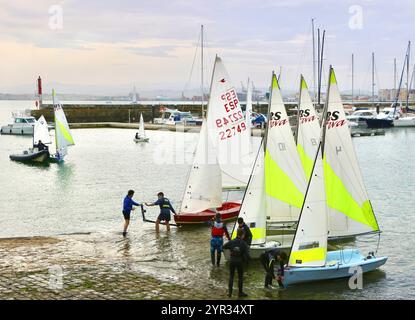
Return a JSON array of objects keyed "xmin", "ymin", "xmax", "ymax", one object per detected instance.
[
  {"xmin": 375, "ymin": 233, "xmax": 381, "ymax": 254},
  {"xmin": 183, "ymin": 33, "xmax": 201, "ymax": 95}
]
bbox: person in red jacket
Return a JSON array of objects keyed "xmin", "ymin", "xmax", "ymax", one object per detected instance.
[{"xmin": 210, "ymin": 213, "xmax": 230, "ymax": 267}]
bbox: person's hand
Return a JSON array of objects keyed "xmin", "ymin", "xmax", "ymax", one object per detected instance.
[{"xmin": 132, "ymin": 207, "xmax": 135, "ymax": 211}]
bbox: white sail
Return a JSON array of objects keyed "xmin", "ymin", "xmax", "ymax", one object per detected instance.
[
  {"xmin": 235, "ymin": 140, "xmax": 266, "ymax": 244},
  {"xmin": 324, "ymin": 68, "xmax": 379, "ymax": 238},
  {"xmin": 132, "ymin": 86, "xmax": 138, "ymax": 104},
  {"xmin": 289, "ymin": 143, "xmax": 328, "ymax": 267},
  {"xmin": 180, "ymin": 121, "xmax": 222, "ymax": 213},
  {"xmin": 207, "ymin": 56, "xmax": 253, "ymax": 189},
  {"xmin": 53, "ymin": 89, "xmax": 74, "ymax": 157},
  {"xmin": 139, "ymin": 113, "xmax": 145, "ymax": 137},
  {"xmin": 34, "ymin": 115, "xmax": 51, "ymax": 145},
  {"xmin": 296, "ymin": 76, "xmax": 321, "ymax": 181},
  {"xmin": 264, "ymin": 73, "xmax": 306, "ymax": 222}
]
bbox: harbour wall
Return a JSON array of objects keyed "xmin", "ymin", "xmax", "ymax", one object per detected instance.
[{"xmin": 30, "ymin": 102, "xmax": 392, "ymax": 124}]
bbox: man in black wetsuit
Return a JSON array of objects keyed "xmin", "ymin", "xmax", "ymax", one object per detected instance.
[
  {"xmin": 237, "ymin": 217, "xmax": 253, "ymax": 246},
  {"xmin": 223, "ymin": 228, "xmax": 250, "ymax": 298},
  {"xmin": 145, "ymin": 192, "xmax": 176, "ymax": 233},
  {"xmin": 36, "ymin": 140, "xmax": 47, "ymax": 151},
  {"xmin": 259, "ymin": 249, "xmax": 287, "ymax": 288}
]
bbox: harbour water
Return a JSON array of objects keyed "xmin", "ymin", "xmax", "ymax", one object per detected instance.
[{"xmin": 1, "ymin": 100, "xmax": 414, "ymax": 299}]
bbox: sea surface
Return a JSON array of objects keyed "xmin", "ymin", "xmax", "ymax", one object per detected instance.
[{"xmin": 0, "ymin": 100, "xmax": 414, "ymax": 299}]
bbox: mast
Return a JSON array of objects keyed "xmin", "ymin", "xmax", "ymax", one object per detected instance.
[
  {"xmin": 263, "ymin": 71, "xmax": 274, "ymax": 153},
  {"xmin": 372, "ymin": 52, "xmax": 375, "ymax": 109},
  {"xmin": 317, "ymin": 29, "xmax": 325, "ymax": 109},
  {"xmin": 406, "ymin": 41, "xmax": 411, "ymax": 112},
  {"xmin": 201, "ymin": 25, "xmax": 204, "ymax": 118},
  {"xmin": 394, "ymin": 58, "xmax": 397, "ymax": 95},
  {"xmin": 317, "ymin": 28, "xmax": 320, "ymax": 107},
  {"xmin": 294, "ymin": 75, "xmax": 303, "ymax": 145},
  {"xmin": 351, "ymin": 54, "xmax": 354, "ymax": 105},
  {"xmin": 312, "ymin": 18, "xmax": 316, "ymax": 102}
]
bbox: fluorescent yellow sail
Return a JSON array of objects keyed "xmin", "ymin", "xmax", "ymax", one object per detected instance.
[
  {"xmin": 265, "ymin": 150, "xmax": 303, "ymax": 209},
  {"xmin": 323, "ymin": 156, "xmax": 379, "ymax": 231},
  {"xmin": 324, "ymin": 68, "xmax": 380, "ymax": 236},
  {"xmin": 264, "ymin": 73, "xmax": 306, "ymax": 222}
]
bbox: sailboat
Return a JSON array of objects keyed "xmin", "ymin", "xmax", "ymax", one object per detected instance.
[
  {"xmin": 224, "ymin": 72, "xmax": 307, "ymax": 259},
  {"xmin": 134, "ymin": 113, "xmax": 149, "ymax": 143},
  {"xmin": 49, "ymin": 89, "xmax": 75, "ymax": 163},
  {"xmin": 174, "ymin": 56, "xmax": 251, "ymax": 225},
  {"xmin": 131, "ymin": 86, "xmax": 138, "ymax": 104},
  {"xmin": 9, "ymin": 115, "xmax": 52, "ymax": 163},
  {"xmin": 283, "ymin": 67, "xmax": 387, "ymax": 286}
]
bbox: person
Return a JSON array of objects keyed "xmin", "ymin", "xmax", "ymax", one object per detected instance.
[
  {"xmin": 237, "ymin": 217, "xmax": 253, "ymax": 246},
  {"xmin": 122, "ymin": 190, "xmax": 141, "ymax": 237},
  {"xmin": 145, "ymin": 192, "xmax": 176, "ymax": 233},
  {"xmin": 223, "ymin": 228, "xmax": 250, "ymax": 298},
  {"xmin": 36, "ymin": 140, "xmax": 47, "ymax": 151},
  {"xmin": 135, "ymin": 132, "xmax": 139, "ymax": 139},
  {"xmin": 209, "ymin": 213, "xmax": 230, "ymax": 267},
  {"xmin": 259, "ymin": 249, "xmax": 287, "ymax": 288}
]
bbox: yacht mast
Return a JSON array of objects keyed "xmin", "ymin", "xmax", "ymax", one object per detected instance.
[
  {"xmin": 352, "ymin": 53, "xmax": 354, "ymax": 105},
  {"xmin": 312, "ymin": 18, "xmax": 316, "ymax": 102},
  {"xmin": 372, "ymin": 52, "xmax": 375, "ymax": 109},
  {"xmin": 201, "ymin": 25, "xmax": 204, "ymax": 118},
  {"xmin": 406, "ymin": 41, "xmax": 411, "ymax": 111}
]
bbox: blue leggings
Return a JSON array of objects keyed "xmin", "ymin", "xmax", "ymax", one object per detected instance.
[{"xmin": 210, "ymin": 237, "xmax": 223, "ymax": 254}]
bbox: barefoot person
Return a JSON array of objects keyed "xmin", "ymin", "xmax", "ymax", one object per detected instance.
[
  {"xmin": 122, "ymin": 190, "xmax": 141, "ymax": 237},
  {"xmin": 145, "ymin": 192, "xmax": 176, "ymax": 233}
]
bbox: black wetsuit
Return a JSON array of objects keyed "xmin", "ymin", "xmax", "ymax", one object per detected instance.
[
  {"xmin": 240, "ymin": 223, "xmax": 253, "ymax": 246},
  {"xmin": 223, "ymin": 238, "xmax": 250, "ymax": 296},
  {"xmin": 259, "ymin": 249, "xmax": 285, "ymax": 287}
]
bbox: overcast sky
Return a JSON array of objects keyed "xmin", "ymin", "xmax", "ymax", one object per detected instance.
[{"xmin": 0, "ymin": 0, "xmax": 414, "ymax": 96}]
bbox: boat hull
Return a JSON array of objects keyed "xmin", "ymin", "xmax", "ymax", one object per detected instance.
[
  {"xmin": 1, "ymin": 125, "xmax": 34, "ymax": 135},
  {"xmin": 393, "ymin": 116, "xmax": 415, "ymax": 127},
  {"xmin": 174, "ymin": 202, "xmax": 240, "ymax": 225},
  {"xmin": 9, "ymin": 149, "xmax": 50, "ymax": 163},
  {"xmin": 134, "ymin": 137, "xmax": 149, "ymax": 143},
  {"xmin": 365, "ymin": 118, "xmax": 393, "ymax": 128},
  {"xmin": 283, "ymin": 249, "xmax": 387, "ymax": 286}
]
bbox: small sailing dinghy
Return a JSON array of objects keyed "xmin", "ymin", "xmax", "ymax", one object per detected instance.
[
  {"xmin": 134, "ymin": 113, "xmax": 149, "ymax": 143},
  {"xmin": 283, "ymin": 67, "xmax": 387, "ymax": 286},
  {"xmin": 9, "ymin": 115, "xmax": 51, "ymax": 163},
  {"xmin": 174, "ymin": 56, "xmax": 251, "ymax": 225},
  {"xmin": 225, "ymin": 73, "xmax": 307, "ymax": 259},
  {"xmin": 49, "ymin": 89, "xmax": 75, "ymax": 163}
]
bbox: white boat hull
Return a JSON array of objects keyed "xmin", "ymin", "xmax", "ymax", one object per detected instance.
[
  {"xmin": 283, "ymin": 249, "xmax": 387, "ymax": 286},
  {"xmin": 1, "ymin": 125, "xmax": 34, "ymax": 135},
  {"xmin": 393, "ymin": 116, "xmax": 415, "ymax": 127},
  {"xmin": 134, "ymin": 137, "xmax": 149, "ymax": 143}
]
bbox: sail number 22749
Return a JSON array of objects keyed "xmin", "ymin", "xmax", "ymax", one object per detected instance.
[{"xmin": 216, "ymin": 88, "xmax": 246, "ymax": 140}]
